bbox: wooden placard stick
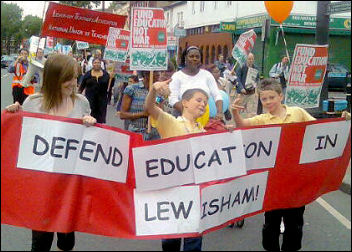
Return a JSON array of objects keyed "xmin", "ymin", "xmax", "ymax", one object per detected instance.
[{"xmin": 147, "ymin": 70, "xmax": 154, "ymax": 133}]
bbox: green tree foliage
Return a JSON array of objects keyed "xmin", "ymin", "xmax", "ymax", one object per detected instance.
[
  {"xmin": 59, "ymin": 1, "xmax": 101, "ymax": 9},
  {"xmin": 1, "ymin": 2, "xmax": 23, "ymax": 54},
  {"xmin": 22, "ymin": 15, "xmax": 43, "ymax": 38}
]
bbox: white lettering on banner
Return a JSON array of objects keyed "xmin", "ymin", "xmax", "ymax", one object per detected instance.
[
  {"xmin": 134, "ymin": 186, "xmax": 200, "ymax": 236},
  {"xmin": 133, "ymin": 139, "xmax": 194, "ymax": 192},
  {"xmin": 199, "ymin": 171, "xmax": 268, "ymax": 232},
  {"xmin": 17, "ymin": 117, "xmax": 130, "ymax": 183},
  {"xmin": 191, "ymin": 131, "xmax": 246, "ymax": 184},
  {"xmin": 241, "ymin": 127, "xmax": 281, "ymax": 171},
  {"xmin": 300, "ymin": 121, "xmax": 351, "ymax": 164},
  {"xmin": 52, "ymin": 10, "xmax": 118, "ymax": 27}
]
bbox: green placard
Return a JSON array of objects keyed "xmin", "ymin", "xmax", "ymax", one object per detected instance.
[
  {"xmin": 103, "ymin": 49, "xmax": 128, "ymax": 62},
  {"xmin": 130, "ymin": 49, "xmax": 168, "ymax": 71},
  {"xmin": 285, "ymin": 87, "xmax": 322, "ymax": 108}
]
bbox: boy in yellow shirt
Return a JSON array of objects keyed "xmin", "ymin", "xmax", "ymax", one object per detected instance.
[
  {"xmin": 231, "ymin": 78, "xmax": 315, "ymax": 251},
  {"xmin": 145, "ymin": 79, "xmax": 208, "ymax": 251}
]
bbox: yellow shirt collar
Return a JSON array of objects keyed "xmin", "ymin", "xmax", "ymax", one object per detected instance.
[{"xmin": 268, "ymin": 105, "xmax": 292, "ymax": 120}]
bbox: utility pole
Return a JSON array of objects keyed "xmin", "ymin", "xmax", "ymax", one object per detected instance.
[
  {"xmin": 308, "ymin": 1, "xmax": 330, "ymax": 118},
  {"xmin": 101, "ymin": 1, "xmax": 105, "ymax": 53}
]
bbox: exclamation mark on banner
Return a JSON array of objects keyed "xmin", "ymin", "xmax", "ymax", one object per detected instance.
[{"xmin": 255, "ymin": 185, "xmax": 260, "ymax": 201}]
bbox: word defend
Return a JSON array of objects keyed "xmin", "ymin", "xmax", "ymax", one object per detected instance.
[{"xmin": 17, "ymin": 117, "xmax": 130, "ymax": 183}]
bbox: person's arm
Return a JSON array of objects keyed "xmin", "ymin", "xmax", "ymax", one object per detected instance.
[
  {"xmin": 215, "ymin": 100, "xmax": 224, "ymax": 120},
  {"xmin": 5, "ymin": 101, "xmax": 22, "ymax": 112},
  {"xmin": 119, "ymin": 94, "xmax": 148, "ymax": 120},
  {"xmin": 8, "ymin": 62, "xmax": 16, "ymax": 73},
  {"xmin": 269, "ymin": 63, "xmax": 279, "ymax": 78},
  {"xmin": 342, "ymin": 111, "xmax": 351, "ymax": 120},
  {"xmin": 168, "ymin": 74, "xmax": 181, "ymax": 112},
  {"xmin": 145, "ymin": 79, "xmax": 172, "ymax": 120},
  {"xmin": 173, "ymin": 101, "xmax": 183, "ymax": 114},
  {"xmin": 231, "ymin": 97, "xmax": 251, "ymax": 127},
  {"xmin": 236, "ymin": 67, "xmax": 246, "ymax": 95},
  {"xmin": 78, "ymin": 72, "xmax": 89, "ymax": 93}
]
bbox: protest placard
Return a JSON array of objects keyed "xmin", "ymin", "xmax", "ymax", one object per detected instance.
[
  {"xmin": 46, "ymin": 37, "xmax": 54, "ymax": 48},
  {"xmin": 244, "ymin": 67, "xmax": 259, "ymax": 89},
  {"xmin": 130, "ymin": 7, "xmax": 168, "ymax": 70},
  {"xmin": 76, "ymin": 41, "xmax": 89, "ymax": 50},
  {"xmin": 285, "ymin": 44, "xmax": 328, "ymax": 108},
  {"xmin": 29, "ymin": 36, "xmax": 46, "ymax": 54},
  {"xmin": 114, "ymin": 58, "xmax": 134, "ymax": 82},
  {"xmin": 103, "ymin": 27, "xmax": 130, "ymax": 62},
  {"xmin": 231, "ymin": 29, "xmax": 257, "ymax": 67},
  {"xmin": 41, "ymin": 2, "xmax": 127, "ymax": 45}
]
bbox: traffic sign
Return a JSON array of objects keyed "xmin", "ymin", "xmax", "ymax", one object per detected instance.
[
  {"xmin": 328, "ymin": 1, "xmax": 351, "ymax": 14},
  {"xmin": 174, "ymin": 28, "xmax": 187, "ymax": 37}
]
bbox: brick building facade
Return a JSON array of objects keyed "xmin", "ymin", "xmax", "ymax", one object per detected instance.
[{"xmin": 179, "ymin": 32, "xmax": 233, "ymax": 65}]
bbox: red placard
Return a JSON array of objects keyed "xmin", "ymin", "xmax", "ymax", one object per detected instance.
[
  {"xmin": 288, "ymin": 44, "xmax": 328, "ymax": 87},
  {"xmin": 131, "ymin": 7, "xmax": 167, "ymax": 49},
  {"xmin": 41, "ymin": 2, "xmax": 127, "ymax": 45},
  {"xmin": 106, "ymin": 28, "xmax": 130, "ymax": 51}
]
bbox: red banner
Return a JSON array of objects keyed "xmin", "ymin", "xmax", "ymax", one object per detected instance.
[
  {"xmin": 1, "ymin": 111, "xmax": 350, "ymax": 239},
  {"xmin": 41, "ymin": 2, "xmax": 127, "ymax": 45}
]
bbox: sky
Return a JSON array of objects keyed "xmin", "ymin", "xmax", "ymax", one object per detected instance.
[{"xmin": 3, "ymin": 1, "xmax": 113, "ymax": 19}]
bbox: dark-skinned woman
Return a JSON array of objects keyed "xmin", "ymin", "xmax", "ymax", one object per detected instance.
[
  {"xmin": 168, "ymin": 46, "xmax": 223, "ymax": 122},
  {"xmin": 79, "ymin": 58, "xmax": 114, "ymax": 123}
]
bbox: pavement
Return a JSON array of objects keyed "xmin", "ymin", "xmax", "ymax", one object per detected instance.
[{"xmin": 340, "ymin": 159, "xmax": 351, "ymax": 195}]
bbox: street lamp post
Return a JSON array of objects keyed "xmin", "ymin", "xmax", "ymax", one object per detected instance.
[{"xmin": 308, "ymin": 1, "xmax": 330, "ymax": 118}]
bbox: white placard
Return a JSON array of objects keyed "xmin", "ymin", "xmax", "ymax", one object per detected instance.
[
  {"xmin": 133, "ymin": 139, "xmax": 194, "ymax": 192},
  {"xmin": 200, "ymin": 171, "xmax": 268, "ymax": 232},
  {"xmin": 17, "ymin": 117, "xmax": 130, "ymax": 183},
  {"xmin": 76, "ymin": 41, "xmax": 89, "ymax": 50},
  {"xmin": 191, "ymin": 131, "xmax": 246, "ymax": 184},
  {"xmin": 134, "ymin": 186, "xmax": 200, "ymax": 236},
  {"xmin": 299, "ymin": 120, "xmax": 351, "ymax": 164},
  {"xmin": 29, "ymin": 36, "xmax": 46, "ymax": 53},
  {"xmin": 241, "ymin": 127, "xmax": 281, "ymax": 171}
]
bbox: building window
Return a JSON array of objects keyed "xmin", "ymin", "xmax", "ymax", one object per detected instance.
[
  {"xmin": 214, "ymin": 2, "xmax": 217, "ymax": 9},
  {"xmin": 200, "ymin": 1, "xmax": 205, "ymax": 12},
  {"xmin": 177, "ymin": 12, "xmax": 184, "ymax": 27},
  {"xmin": 227, "ymin": 1, "xmax": 232, "ymax": 6},
  {"xmin": 192, "ymin": 2, "xmax": 195, "ymax": 14},
  {"xmin": 166, "ymin": 12, "xmax": 170, "ymax": 26}
]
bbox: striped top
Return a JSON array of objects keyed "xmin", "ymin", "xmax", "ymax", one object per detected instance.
[{"xmin": 123, "ymin": 82, "xmax": 148, "ymax": 133}]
